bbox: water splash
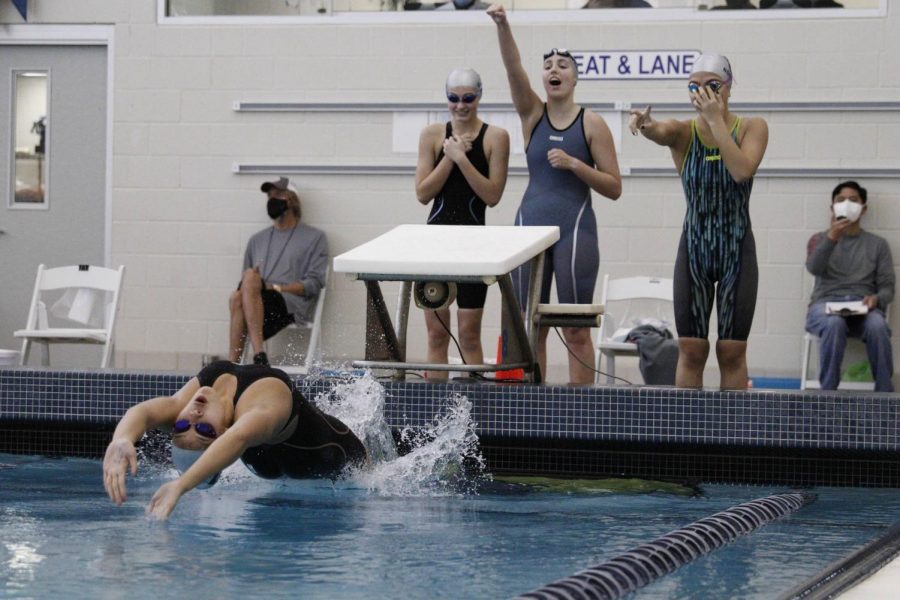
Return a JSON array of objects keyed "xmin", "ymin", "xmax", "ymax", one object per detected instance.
[
  {"xmin": 142, "ymin": 372, "xmax": 488, "ymax": 497},
  {"xmin": 313, "ymin": 373, "xmax": 489, "ymax": 497},
  {"xmin": 312, "ymin": 372, "xmax": 398, "ymax": 464}
]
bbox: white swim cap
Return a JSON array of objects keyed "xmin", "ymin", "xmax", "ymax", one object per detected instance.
[
  {"xmin": 690, "ymin": 53, "xmax": 734, "ymax": 85},
  {"xmin": 171, "ymin": 446, "xmax": 221, "ymax": 489},
  {"xmin": 446, "ymin": 68, "xmax": 482, "ymax": 94}
]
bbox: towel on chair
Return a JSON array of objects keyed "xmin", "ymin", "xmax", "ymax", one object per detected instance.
[{"xmin": 626, "ymin": 324, "xmax": 678, "ymax": 385}]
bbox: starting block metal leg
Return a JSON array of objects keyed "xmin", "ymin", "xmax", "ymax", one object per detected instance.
[
  {"xmin": 393, "ymin": 281, "xmax": 412, "ymax": 380},
  {"xmin": 365, "ymin": 281, "xmax": 404, "ymax": 365},
  {"xmin": 498, "ymin": 272, "xmax": 541, "ymax": 384}
]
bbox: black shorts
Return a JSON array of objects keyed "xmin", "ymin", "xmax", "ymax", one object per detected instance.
[
  {"xmin": 456, "ymin": 282, "xmax": 488, "ymax": 310},
  {"xmin": 261, "ymin": 288, "xmax": 294, "ymax": 339}
]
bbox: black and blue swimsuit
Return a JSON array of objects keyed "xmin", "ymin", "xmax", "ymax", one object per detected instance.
[
  {"xmin": 197, "ymin": 361, "xmax": 367, "ymax": 479},
  {"xmin": 673, "ymin": 118, "xmax": 758, "ymax": 341}
]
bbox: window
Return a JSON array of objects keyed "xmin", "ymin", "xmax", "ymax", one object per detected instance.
[
  {"xmin": 163, "ymin": 0, "xmax": 883, "ymax": 16},
  {"xmin": 10, "ymin": 70, "xmax": 49, "ymax": 208}
]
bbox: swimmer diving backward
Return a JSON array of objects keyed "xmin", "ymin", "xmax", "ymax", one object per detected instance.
[
  {"xmin": 103, "ymin": 361, "xmax": 368, "ymax": 520},
  {"xmin": 487, "ymin": 3, "xmax": 622, "ymax": 385},
  {"xmin": 629, "ymin": 54, "xmax": 769, "ymax": 390}
]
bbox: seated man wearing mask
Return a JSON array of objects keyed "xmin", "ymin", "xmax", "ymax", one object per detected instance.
[
  {"xmin": 805, "ymin": 181, "xmax": 895, "ymax": 392},
  {"xmin": 228, "ymin": 177, "xmax": 328, "ymax": 367}
]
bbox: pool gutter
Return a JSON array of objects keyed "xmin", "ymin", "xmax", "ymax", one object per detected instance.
[{"xmin": 777, "ymin": 522, "xmax": 900, "ymax": 600}]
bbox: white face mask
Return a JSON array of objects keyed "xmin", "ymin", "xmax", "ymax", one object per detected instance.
[{"xmin": 833, "ymin": 200, "xmax": 863, "ymax": 223}]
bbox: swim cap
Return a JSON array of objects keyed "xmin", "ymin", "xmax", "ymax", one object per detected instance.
[
  {"xmin": 171, "ymin": 446, "xmax": 221, "ymax": 489},
  {"xmin": 690, "ymin": 53, "xmax": 734, "ymax": 85},
  {"xmin": 446, "ymin": 68, "xmax": 482, "ymax": 94}
]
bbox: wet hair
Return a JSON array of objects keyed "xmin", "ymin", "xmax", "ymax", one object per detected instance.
[
  {"xmin": 831, "ymin": 180, "xmax": 867, "ymax": 204},
  {"xmin": 446, "ymin": 68, "xmax": 483, "ymax": 95}
]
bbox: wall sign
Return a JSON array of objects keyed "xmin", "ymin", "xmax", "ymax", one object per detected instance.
[{"xmin": 572, "ymin": 50, "xmax": 700, "ymax": 80}]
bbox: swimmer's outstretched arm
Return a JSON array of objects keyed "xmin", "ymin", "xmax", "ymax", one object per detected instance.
[
  {"xmin": 146, "ymin": 426, "xmax": 251, "ymax": 520},
  {"xmin": 487, "ymin": 4, "xmax": 542, "ymax": 125},
  {"xmin": 102, "ymin": 378, "xmax": 201, "ymax": 506},
  {"xmin": 628, "ymin": 105, "xmax": 688, "ymax": 148},
  {"xmin": 146, "ymin": 391, "xmax": 290, "ymax": 520}
]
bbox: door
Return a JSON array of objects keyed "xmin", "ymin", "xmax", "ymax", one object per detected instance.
[{"xmin": 0, "ymin": 44, "xmax": 108, "ymax": 364}]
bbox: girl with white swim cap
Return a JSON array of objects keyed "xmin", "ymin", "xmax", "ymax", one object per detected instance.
[
  {"xmin": 415, "ymin": 67, "xmax": 510, "ymax": 378},
  {"xmin": 487, "ymin": 4, "xmax": 622, "ymax": 384},
  {"xmin": 629, "ymin": 53, "xmax": 769, "ymax": 390}
]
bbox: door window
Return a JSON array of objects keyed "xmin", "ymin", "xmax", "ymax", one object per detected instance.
[{"xmin": 10, "ymin": 70, "xmax": 49, "ymax": 208}]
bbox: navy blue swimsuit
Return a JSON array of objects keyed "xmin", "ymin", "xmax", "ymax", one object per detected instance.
[
  {"xmin": 514, "ymin": 105, "xmax": 599, "ymax": 306},
  {"xmin": 197, "ymin": 361, "xmax": 367, "ymax": 479}
]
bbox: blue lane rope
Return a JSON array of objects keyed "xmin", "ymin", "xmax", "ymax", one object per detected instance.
[{"xmin": 515, "ymin": 492, "xmax": 817, "ymax": 600}]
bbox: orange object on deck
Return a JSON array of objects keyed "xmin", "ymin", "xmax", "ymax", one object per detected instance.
[{"xmin": 494, "ymin": 334, "xmax": 524, "ymax": 381}]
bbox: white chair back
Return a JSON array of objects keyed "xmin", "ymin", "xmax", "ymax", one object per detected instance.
[
  {"xmin": 16, "ymin": 264, "xmax": 125, "ymax": 368},
  {"xmin": 602, "ymin": 275, "xmax": 674, "ymax": 303},
  {"xmin": 596, "ymin": 274, "xmax": 675, "ymax": 384}
]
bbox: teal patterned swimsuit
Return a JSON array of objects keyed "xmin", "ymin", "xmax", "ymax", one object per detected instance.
[{"xmin": 673, "ymin": 118, "xmax": 758, "ymax": 341}]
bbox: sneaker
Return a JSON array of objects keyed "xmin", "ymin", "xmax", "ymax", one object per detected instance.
[{"xmin": 253, "ymin": 352, "xmax": 270, "ymax": 366}]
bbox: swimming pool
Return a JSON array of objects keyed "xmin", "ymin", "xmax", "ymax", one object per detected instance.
[
  {"xmin": 2, "ymin": 453, "xmax": 899, "ymax": 599},
  {"xmin": 3, "ymin": 368, "xmax": 900, "ymax": 598}
]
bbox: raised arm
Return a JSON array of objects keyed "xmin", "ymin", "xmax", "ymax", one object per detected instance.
[
  {"xmin": 487, "ymin": 4, "xmax": 543, "ymax": 123},
  {"xmin": 415, "ymin": 124, "xmax": 455, "ymax": 204},
  {"xmin": 102, "ymin": 377, "xmax": 200, "ymax": 506}
]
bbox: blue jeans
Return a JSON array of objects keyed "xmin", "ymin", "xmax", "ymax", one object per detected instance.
[{"xmin": 805, "ymin": 297, "xmax": 894, "ymax": 392}]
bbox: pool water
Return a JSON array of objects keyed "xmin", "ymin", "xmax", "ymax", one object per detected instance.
[{"xmin": 2, "ymin": 453, "xmax": 899, "ymax": 599}]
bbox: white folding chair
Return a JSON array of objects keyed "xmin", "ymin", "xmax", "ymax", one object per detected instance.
[
  {"xmin": 15, "ymin": 264, "xmax": 125, "ymax": 368},
  {"xmin": 800, "ymin": 306, "xmax": 889, "ymax": 391},
  {"xmin": 242, "ymin": 267, "xmax": 328, "ymax": 374},
  {"xmin": 595, "ymin": 274, "xmax": 674, "ymax": 384}
]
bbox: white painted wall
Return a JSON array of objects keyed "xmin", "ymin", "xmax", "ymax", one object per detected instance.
[{"xmin": 0, "ymin": 1, "xmax": 897, "ymax": 384}]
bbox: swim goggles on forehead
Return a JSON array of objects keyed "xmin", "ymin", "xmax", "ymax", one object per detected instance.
[
  {"xmin": 543, "ymin": 48, "xmax": 574, "ymax": 61},
  {"xmin": 447, "ymin": 92, "xmax": 479, "ymax": 104},
  {"xmin": 173, "ymin": 419, "xmax": 218, "ymax": 440}
]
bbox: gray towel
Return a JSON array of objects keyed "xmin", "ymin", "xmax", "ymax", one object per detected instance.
[{"xmin": 626, "ymin": 325, "xmax": 679, "ymax": 385}]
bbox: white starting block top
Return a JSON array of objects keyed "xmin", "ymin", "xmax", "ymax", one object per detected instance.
[{"xmin": 333, "ymin": 224, "xmax": 560, "ymax": 277}]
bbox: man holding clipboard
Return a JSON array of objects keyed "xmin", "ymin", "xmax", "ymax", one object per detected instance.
[{"xmin": 805, "ymin": 181, "xmax": 895, "ymax": 392}]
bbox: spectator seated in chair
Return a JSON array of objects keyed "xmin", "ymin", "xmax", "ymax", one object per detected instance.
[
  {"xmin": 229, "ymin": 177, "xmax": 328, "ymax": 367},
  {"xmin": 804, "ymin": 181, "xmax": 894, "ymax": 392}
]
